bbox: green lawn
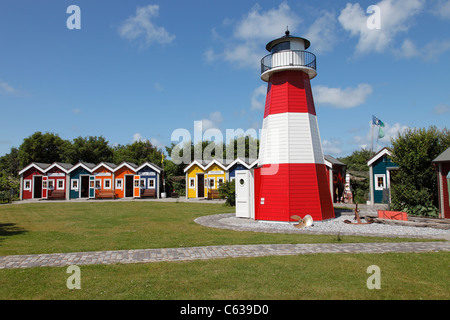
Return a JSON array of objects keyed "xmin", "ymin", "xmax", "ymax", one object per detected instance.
[
  {"xmin": 0, "ymin": 252, "xmax": 448, "ymax": 300},
  {"xmin": 0, "ymin": 202, "xmax": 430, "ymax": 256},
  {"xmin": 1, "ymin": 201, "xmax": 447, "ymax": 300}
]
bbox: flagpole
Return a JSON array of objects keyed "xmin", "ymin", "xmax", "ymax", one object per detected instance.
[{"xmin": 370, "ymin": 123, "xmax": 374, "ymax": 153}]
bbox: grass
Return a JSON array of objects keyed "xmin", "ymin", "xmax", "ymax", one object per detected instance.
[
  {"xmin": 0, "ymin": 201, "xmax": 432, "ymax": 256},
  {"xmin": 0, "ymin": 201, "xmax": 447, "ymax": 300},
  {"xmin": 0, "ymin": 252, "xmax": 448, "ymax": 300}
]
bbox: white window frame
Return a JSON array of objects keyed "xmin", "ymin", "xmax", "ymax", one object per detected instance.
[
  {"xmin": 189, "ymin": 178, "xmax": 195, "ymax": 189},
  {"xmin": 217, "ymin": 177, "xmax": 224, "ymax": 186},
  {"xmin": 24, "ymin": 179, "xmax": 31, "ymax": 191},
  {"xmin": 57, "ymin": 179, "xmax": 65, "ymax": 190},
  {"xmin": 115, "ymin": 178, "xmax": 123, "ymax": 190},
  {"xmin": 71, "ymin": 179, "xmax": 79, "ymax": 190},
  {"xmin": 95, "ymin": 179, "xmax": 101, "ymax": 189},
  {"xmin": 104, "ymin": 179, "xmax": 112, "ymax": 190},
  {"xmin": 209, "ymin": 177, "xmax": 215, "ymax": 189},
  {"xmin": 140, "ymin": 178, "xmax": 146, "ymax": 188},
  {"xmin": 134, "ymin": 179, "xmax": 140, "ymax": 188},
  {"xmin": 48, "ymin": 180, "xmax": 55, "ymax": 190},
  {"xmin": 147, "ymin": 178, "xmax": 155, "ymax": 189},
  {"xmin": 374, "ymin": 174, "xmax": 386, "ymax": 191}
]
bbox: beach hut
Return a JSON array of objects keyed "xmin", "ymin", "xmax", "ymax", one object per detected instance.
[
  {"xmin": 91, "ymin": 162, "xmax": 117, "ymax": 199},
  {"xmin": 135, "ymin": 162, "xmax": 162, "ymax": 198},
  {"xmin": 19, "ymin": 162, "xmax": 50, "ymax": 200},
  {"xmin": 324, "ymin": 155, "xmax": 347, "ymax": 203},
  {"xmin": 226, "ymin": 158, "xmax": 258, "ymax": 182},
  {"xmin": 432, "ymin": 146, "xmax": 450, "ymax": 219},
  {"xmin": 367, "ymin": 148, "xmax": 398, "ymax": 205},
  {"xmin": 184, "ymin": 160, "xmax": 206, "ymax": 199},
  {"xmin": 67, "ymin": 162, "xmax": 96, "ymax": 199},
  {"xmin": 43, "ymin": 162, "xmax": 73, "ymax": 200},
  {"xmin": 113, "ymin": 162, "xmax": 138, "ymax": 199},
  {"xmin": 203, "ymin": 159, "xmax": 228, "ymax": 199}
]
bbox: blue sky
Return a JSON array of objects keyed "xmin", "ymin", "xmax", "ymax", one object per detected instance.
[{"xmin": 0, "ymin": 0, "xmax": 449, "ymax": 159}]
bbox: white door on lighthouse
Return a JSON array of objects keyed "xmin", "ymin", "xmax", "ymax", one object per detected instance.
[{"xmin": 235, "ymin": 170, "xmax": 253, "ymax": 219}]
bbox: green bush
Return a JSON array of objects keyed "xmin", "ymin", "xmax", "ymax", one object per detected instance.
[{"xmin": 218, "ymin": 181, "xmax": 235, "ymax": 206}]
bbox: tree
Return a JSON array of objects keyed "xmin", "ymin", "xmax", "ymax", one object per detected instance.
[
  {"xmin": 113, "ymin": 140, "xmax": 163, "ymax": 165},
  {"xmin": 18, "ymin": 132, "xmax": 68, "ymax": 167},
  {"xmin": 338, "ymin": 149, "xmax": 374, "ymax": 173},
  {"xmin": 63, "ymin": 136, "xmax": 113, "ymax": 164},
  {"xmin": 390, "ymin": 126, "xmax": 450, "ymax": 216}
]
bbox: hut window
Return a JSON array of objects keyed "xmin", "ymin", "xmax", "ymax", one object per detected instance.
[
  {"xmin": 57, "ymin": 179, "xmax": 65, "ymax": 190},
  {"xmin": 140, "ymin": 179, "xmax": 146, "ymax": 188},
  {"xmin": 104, "ymin": 179, "xmax": 111, "ymax": 189},
  {"xmin": 95, "ymin": 180, "xmax": 101, "ymax": 189},
  {"xmin": 374, "ymin": 174, "xmax": 386, "ymax": 190},
  {"xmin": 189, "ymin": 178, "xmax": 195, "ymax": 189},
  {"xmin": 71, "ymin": 179, "xmax": 78, "ymax": 190},
  {"xmin": 209, "ymin": 178, "xmax": 215, "ymax": 189},
  {"xmin": 218, "ymin": 177, "xmax": 224, "ymax": 186},
  {"xmin": 24, "ymin": 180, "xmax": 31, "ymax": 191},
  {"xmin": 134, "ymin": 179, "xmax": 139, "ymax": 188},
  {"xmin": 48, "ymin": 180, "xmax": 55, "ymax": 190},
  {"xmin": 116, "ymin": 179, "xmax": 123, "ymax": 190},
  {"xmin": 148, "ymin": 179, "xmax": 155, "ymax": 189}
]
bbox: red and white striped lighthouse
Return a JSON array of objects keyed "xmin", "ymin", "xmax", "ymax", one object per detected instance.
[{"xmin": 254, "ymin": 30, "xmax": 335, "ymax": 222}]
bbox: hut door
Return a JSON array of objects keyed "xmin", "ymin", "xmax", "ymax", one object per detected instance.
[
  {"xmin": 133, "ymin": 175, "xmax": 140, "ymax": 198},
  {"xmin": 235, "ymin": 171, "xmax": 254, "ymax": 218},
  {"xmin": 89, "ymin": 176, "xmax": 95, "ymax": 198},
  {"xmin": 197, "ymin": 174, "xmax": 204, "ymax": 198},
  {"xmin": 42, "ymin": 176, "xmax": 48, "ymax": 199}
]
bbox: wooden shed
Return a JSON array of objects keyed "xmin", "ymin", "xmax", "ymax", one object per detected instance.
[
  {"xmin": 324, "ymin": 155, "xmax": 347, "ymax": 203},
  {"xmin": 91, "ymin": 162, "xmax": 117, "ymax": 199},
  {"xmin": 44, "ymin": 162, "xmax": 73, "ymax": 200},
  {"xmin": 432, "ymin": 146, "xmax": 450, "ymax": 219},
  {"xmin": 113, "ymin": 162, "xmax": 138, "ymax": 199},
  {"xmin": 184, "ymin": 160, "xmax": 206, "ymax": 199},
  {"xmin": 135, "ymin": 162, "xmax": 161, "ymax": 198},
  {"xmin": 68, "ymin": 162, "xmax": 96, "ymax": 199},
  {"xmin": 19, "ymin": 162, "xmax": 50, "ymax": 200},
  {"xmin": 204, "ymin": 159, "xmax": 228, "ymax": 198},
  {"xmin": 226, "ymin": 158, "xmax": 258, "ymax": 182},
  {"xmin": 367, "ymin": 148, "xmax": 398, "ymax": 205}
]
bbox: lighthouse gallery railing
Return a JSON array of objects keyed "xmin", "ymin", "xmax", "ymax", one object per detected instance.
[{"xmin": 261, "ymin": 50, "xmax": 316, "ymax": 74}]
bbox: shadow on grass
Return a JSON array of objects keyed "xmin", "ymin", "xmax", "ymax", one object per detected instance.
[{"xmin": 0, "ymin": 223, "xmax": 27, "ymax": 243}]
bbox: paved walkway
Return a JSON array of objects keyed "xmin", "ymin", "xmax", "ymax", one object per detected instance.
[{"xmin": 1, "ymin": 242, "xmax": 449, "ymax": 270}]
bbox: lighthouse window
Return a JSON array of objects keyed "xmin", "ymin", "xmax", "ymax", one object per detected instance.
[{"xmin": 271, "ymin": 41, "xmax": 290, "ymax": 53}]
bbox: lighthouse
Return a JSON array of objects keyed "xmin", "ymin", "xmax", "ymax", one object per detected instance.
[{"xmin": 254, "ymin": 30, "xmax": 335, "ymax": 222}]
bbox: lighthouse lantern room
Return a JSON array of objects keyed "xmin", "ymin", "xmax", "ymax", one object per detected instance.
[{"xmin": 253, "ymin": 30, "xmax": 335, "ymax": 222}]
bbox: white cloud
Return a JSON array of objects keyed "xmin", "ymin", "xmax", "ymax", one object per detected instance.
[
  {"xmin": 313, "ymin": 84, "xmax": 373, "ymax": 108},
  {"xmin": 132, "ymin": 133, "xmax": 146, "ymax": 142},
  {"xmin": 338, "ymin": 0, "xmax": 424, "ymax": 54},
  {"xmin": 0, "ymin": 80, "xmax": 17, "ymax": 94},
  {"xmin": 322, "ymin": 139, "xmax": 343, "ymax": 156},
  {"xmin": 304, "ymin": 11, "xmax": 338, "ymax": 54},
  {"xmin": 198, "ymin": 111, "xmax": 224, "ymax": 131},
  {"xmin": 210, "ymin": 2, "xmax": 300, "ymax": 70},
  {"xmin": 72, "ymin": 108, "xmax": 81, "ymax": 114},
  {"xmin": 251, "ymin": 85, "xmax": 267, "ymax": 110},
  {"xmin": 351, "ymin": 121, "xmax": 408, "ymax": 150},
  {"xmin": 233, "ymin": 2, "xmax": 300, "ymax": 41},
  {"xmin": 118, "ymin": 5, "xmax": 175, "ymax": 47},
  {"xmin": 432, "ymin": 0, "xmax": 450, "ymax": 19},
  {"xmin": 433, "ymin": 103, "xmax": 450, "ymax": 114},
  {"xmin": 150, "ymin": 137, "xmax": 164, "ymax": 149}
]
